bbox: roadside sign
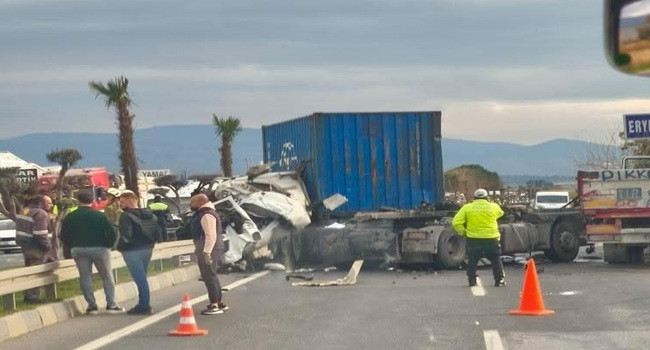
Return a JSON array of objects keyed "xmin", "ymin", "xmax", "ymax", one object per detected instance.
[
  {"xmin": 137, "ymin": 169, "xmax": 171, "ymax": 178},
  {"xmin": 16, "ymin": 169, "xmax": 37, "ymax": 183},
  {"xmin": 624, "ymin": 114, "xmax": 650, "ymax": 139}
]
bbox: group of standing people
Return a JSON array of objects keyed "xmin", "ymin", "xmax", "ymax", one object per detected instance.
[{"xmin": 15, "ymin": 190, "xmax": 227, "ymax": 316}]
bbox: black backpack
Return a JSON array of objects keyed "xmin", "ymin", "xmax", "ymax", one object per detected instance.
[{"xmin": 124, "ymin": 212, "xmax": 162, "ymax": 243}]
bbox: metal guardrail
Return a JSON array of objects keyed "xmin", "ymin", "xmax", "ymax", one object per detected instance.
[{"xmin": 0, "ymin": 240, "xmax": 196, "ymax": 311}]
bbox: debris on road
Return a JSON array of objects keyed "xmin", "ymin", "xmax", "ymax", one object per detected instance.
[
  {"xmin": 285, "ymin": 273, "xmax": 314, "ymax": 281},
  {"xmin": 292, "ymin": 260, "xmax": 364, "ymax": 287},
  {"xmin": 325, "ymin": 222, "xmax": 346, "ymax": 229},
  {"xmin": 263, "ymin": 262, "xmax": 286, "ymax": 271}
]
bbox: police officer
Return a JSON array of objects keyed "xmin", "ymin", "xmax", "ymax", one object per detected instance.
[
  {"xmin": 148, "ymin": 195, "xmax": 170, "ymax": 241},
  {"xmin": 452, "ymin": 189, "xmax": 506, "ymax": 287}
]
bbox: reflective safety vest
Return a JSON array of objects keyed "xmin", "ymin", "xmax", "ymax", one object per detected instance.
[
  {"xmin": 148, "ymin": 202, "xmax": 169, "ymax": 212},
  {"xmin": 452, "ymin": 199, "xmax": 504, "ymax": 239}
]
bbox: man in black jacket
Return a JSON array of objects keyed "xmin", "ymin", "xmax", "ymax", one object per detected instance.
[
  {"xmin": 61, "ymin": 190, "xmax": 124, "ymax": 314},
  {"xmin": 118, "ymin": 190, "xmax": 161, "ymax": 315}
]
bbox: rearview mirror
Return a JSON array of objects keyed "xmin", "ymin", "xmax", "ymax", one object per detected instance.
[{"xmin": 605, "ymin": 0, "xmax": 650, "ymax": 76}]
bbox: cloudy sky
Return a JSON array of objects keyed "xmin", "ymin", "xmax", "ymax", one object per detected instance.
[{"xmin": 2, "ymin": 0, "xmax": 650, "ymax": 145}]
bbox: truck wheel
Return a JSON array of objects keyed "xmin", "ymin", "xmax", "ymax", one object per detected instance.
[
  {"xmin": 604, "ymin": 244, "xmax": 645, "ymax": 264},
  {"xmin": 290, "ymin": 229, "xmax": 304, "ymax": 263},
  {"xmin": 604, "ymin": 243, "xmax": 627, "ymax": 264},
  {"xmin": 547, "ymin": 221, "xmax": 580, "ymax": 262},
  {"xmin": 627, "ymin": 246, "xmax": 644, "ymax": 264},
  {"xmin": 434, "ymin": 229, "xmax": 465, "ymax": 269}
]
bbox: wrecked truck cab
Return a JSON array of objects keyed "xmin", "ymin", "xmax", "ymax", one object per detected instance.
[{"xmin": 500, "ymin": 210, "xmax": 584, "ymax": 263}]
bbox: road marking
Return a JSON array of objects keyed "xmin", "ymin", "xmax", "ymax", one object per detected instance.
[
  {"xmin": 73, "ymin": 271, "xmax": 270, "ymax": 350},
  {"xmin": 483, "ymin": 330, "xmax": 505, "ymax": 350},
  {"xmin": 471, "ymin": 277, "xmax": 486, "ymax": 296}
]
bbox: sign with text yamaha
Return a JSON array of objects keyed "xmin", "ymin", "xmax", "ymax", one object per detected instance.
[{"xmin": 624, "ymin": 114, "xmax": 650, "ymax": 139}]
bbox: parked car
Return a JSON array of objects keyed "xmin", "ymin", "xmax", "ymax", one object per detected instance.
[
  {"xmin": 532, "ymin": 191, "xmax": 571, "ymax": 211},
  {"xmin": 0, "ymin": 217, "xmax": 20, "ymax": 254}
]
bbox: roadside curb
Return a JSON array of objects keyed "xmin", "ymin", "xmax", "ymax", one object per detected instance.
[{"xmin": 0, "ymin": 264, "xmax": 200, "ymax": 343}]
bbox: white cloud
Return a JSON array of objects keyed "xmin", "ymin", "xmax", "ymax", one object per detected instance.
[{"xmin": 439, "ymin": 99, "xmax": 650, "ymax": 145}]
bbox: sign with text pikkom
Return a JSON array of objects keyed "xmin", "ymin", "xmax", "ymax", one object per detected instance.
[{"xmin": 624, "ymin": 114, "xmax": 650, "ymax": 139}]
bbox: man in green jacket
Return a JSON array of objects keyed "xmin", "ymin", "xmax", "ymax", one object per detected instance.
[
  {"xmin": 61, "ymin": 190, "xmax": 124, "ymax": 314},
  {"xmin": 452, "ymin": 189, "xmax": 505, "ymax": 287}
]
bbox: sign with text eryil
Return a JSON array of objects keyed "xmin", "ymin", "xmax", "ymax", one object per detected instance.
[{"xmin": 624, "ymin": 114, "xmax": 650, "ymax": 139}]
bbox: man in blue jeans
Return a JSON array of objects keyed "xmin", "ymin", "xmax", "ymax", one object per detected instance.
[
  {"xmin": 60, "ymin": 190, "xmax": 124, "ymax": 314},
  {"xmin": 117, "ymin": 190, "xmax": 162, "ymax": 315}
]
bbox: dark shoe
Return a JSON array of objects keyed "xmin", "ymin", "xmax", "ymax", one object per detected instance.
[
  {"xmin": 127, "ymin": 306, "xmax": 153, "ymax": 315},
  {"xmin": 494, "ymin": 279, "xmax": 506, "ymax": 287},
  {"xmin": 200, "ymin": 304, "xmax": 224, "ymax": 315},
  {"xmin": 468, "ymin": 278, "xmax": 477, "ymax": 287},
  {"xmin": 106, "ymin": 305, "xmax": 126, "ymax": 314},
  {"xmin": 86, "ymin": 306, "xmax": 99, "ymax": 315},
  {"xmin": 216, "ymin": 303, "xmax": 229, "ymax": 312}
]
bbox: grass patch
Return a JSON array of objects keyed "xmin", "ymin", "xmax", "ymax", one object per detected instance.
[{"xmin": 0, "ymin": 258, "xmax": 191, "ymax": 317}]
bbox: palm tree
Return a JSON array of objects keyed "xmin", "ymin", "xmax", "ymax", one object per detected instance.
[
  {"xmin": 46, "ymin": 148, "xmax": 83, "ymax": 201},
  {"xmin": 89, "ymin": 77, "xmax": 139, "ymax": 193},
  {"xmin": 212, "ymin": 115, "xmax": 242, "ymax": 177}
]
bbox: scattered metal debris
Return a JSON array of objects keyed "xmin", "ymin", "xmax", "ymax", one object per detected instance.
[
  {"xmin": 263, "ymin": 262, "xmax": 286, "ymax": 271},
  {"xmin": 285, "ymin": 274, "xmax": 314, "ymax": 281},
  {"xmin": 292, "ymin": 260, "xmax": 364, "ymax": 287}
]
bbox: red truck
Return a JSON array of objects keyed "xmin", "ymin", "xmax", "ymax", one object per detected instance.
[
  {"xmin": 37, "ymin": 167, "xmax": 112, "ymax": 210},
  {"xmin": 578, "ymin": 156, "xmax": 650, "ymax": 264}
]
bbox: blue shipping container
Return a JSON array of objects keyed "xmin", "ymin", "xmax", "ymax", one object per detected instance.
[{"xmin": 262, "ymin": 112, "xmax": 443, "ymax": 214}]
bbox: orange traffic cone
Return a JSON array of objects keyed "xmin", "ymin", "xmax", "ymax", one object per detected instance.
[
  {"xmin": 169, "ymin": 294, "xmax": 209, "ymax": 336},
  {"xmin": 509, "ymin": 259, "xmax": 555, "ymax": 316}
]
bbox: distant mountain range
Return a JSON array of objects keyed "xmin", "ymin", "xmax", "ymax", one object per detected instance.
[{"xmin": 0, "ymin": 125, "xmax": 613, "ymax": 185}]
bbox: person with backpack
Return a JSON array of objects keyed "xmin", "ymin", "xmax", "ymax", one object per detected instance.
[
  {"xmin": 148, "ymin": 195, "xmax": 171, "ymax": 241},
  {"xmin": 117, "ymin": 190, "xmax": 162, "ymax": 315}
]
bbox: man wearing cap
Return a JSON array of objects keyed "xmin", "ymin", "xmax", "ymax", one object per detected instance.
[{"xmin": 452, "ymin": 188, "xmax": 506, "ymax": 287}]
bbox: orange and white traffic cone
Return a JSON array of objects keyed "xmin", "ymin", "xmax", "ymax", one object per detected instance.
[
  {"xmin": 169, "ymin": 294, "xmax": 209, "ymax": 336},
  {"xmin": 509, "ymin": 259, "xmax": 555, "ymax": 316}
]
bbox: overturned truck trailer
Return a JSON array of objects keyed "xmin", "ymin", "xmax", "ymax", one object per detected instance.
[{"xmin": 254, "ymin": 111, "xmax": 584, "ymax": 268}]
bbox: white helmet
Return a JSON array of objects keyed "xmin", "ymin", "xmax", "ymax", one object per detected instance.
[{"xmin": 474, "ymin": 188, "xmax": 488, "ymax": 199}]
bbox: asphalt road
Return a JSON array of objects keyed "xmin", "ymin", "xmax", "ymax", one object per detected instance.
[{"xmin": 3, "ymin": 253, "xmax": 650, "ymax": 350}]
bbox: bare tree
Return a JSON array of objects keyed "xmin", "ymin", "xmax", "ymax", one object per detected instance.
[
  {"xmin": 574, "ymin": 129, "xmax": 624, "ymax": 171},
  {"xmin": 188, "ymin": 174, "xmax": 220, "ymax": 196}
]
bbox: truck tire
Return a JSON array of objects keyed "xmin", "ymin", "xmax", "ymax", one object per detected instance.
[
  {"xmin": 627, "ymin": 246, "xmax": 644, "ymax": 264},
  {"xmin": 290, "ymin": 229, "xmax": 304, "ymax": 263},
  {"xmin": 546, "ymin": 221, "xmax": 580, "ymax": 262},
  {"xmin": 434, "ymin": 229, "xmax": 465, "ymax": 269},
  {"xmin": 604, "ymin": 244, "xmax": 644, "ymax": 264}
]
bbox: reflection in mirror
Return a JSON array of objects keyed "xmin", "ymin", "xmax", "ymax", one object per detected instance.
[{"xmin": 619, "ymin": 0, "xmax": 650, "ymax": 74}]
